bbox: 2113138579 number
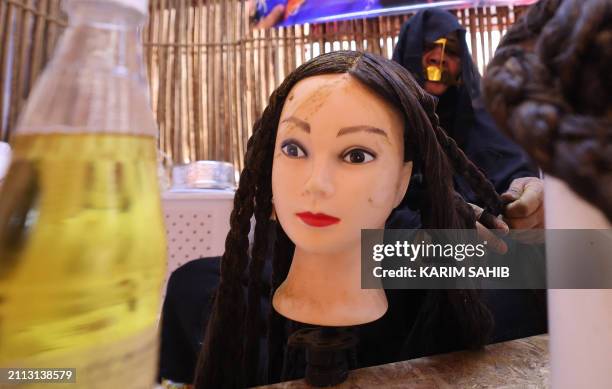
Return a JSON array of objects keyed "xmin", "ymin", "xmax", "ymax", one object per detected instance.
[{"xmin": 0, "ymin": 368, "xmax": 76, "ymax": 384}]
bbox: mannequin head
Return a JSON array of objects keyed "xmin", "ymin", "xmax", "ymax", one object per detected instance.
[
  {"xmin": 195, "ymin": 51, "xmax": 502, "ymax": 388},
  {"xmin": 270, "ymin": 73, "xmax": 412, "ymax": 326},
  {"xmin": 273, "ymin": 73, "xmax": 412, "ymax": 255}
]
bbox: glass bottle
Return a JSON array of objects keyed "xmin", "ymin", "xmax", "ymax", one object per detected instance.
[{"xmin": 0, "ymin": 1, "xmax": 166, "ymax": 387}]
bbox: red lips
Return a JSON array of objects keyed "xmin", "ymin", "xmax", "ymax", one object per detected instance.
[{"xmin": 296, "ymin": 212, "xmax": 341, "ymax": 227}]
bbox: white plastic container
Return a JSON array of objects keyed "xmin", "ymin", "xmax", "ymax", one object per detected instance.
[{"xmin": 160, "ymin": 188, "xmax": 235, "ymax": 297}]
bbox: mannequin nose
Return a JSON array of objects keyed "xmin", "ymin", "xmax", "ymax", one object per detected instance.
[{"xmin": 303, "ymin": 159, "xmax": 335, "ymax": 198}]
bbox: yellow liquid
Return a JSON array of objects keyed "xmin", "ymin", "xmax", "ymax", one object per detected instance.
[{"xmin": 0, "ymin": 133, "xmax": 166, "ymax": 388}]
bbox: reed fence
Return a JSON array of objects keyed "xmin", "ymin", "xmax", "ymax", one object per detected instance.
[{"xmin": 0, "ymin": 0, "xmax": 529, "ymax": 170}]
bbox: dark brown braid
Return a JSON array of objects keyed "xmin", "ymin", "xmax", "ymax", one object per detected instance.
[
  {"xmin": 195, "ymin": 73, "xmax": 299, "ymax": 388},
  {"xmin": 195, "ymin": 51, "xmax": 504, "ymax": 388},
  {"xmin": 266, "ymin": 223, "xmax": 294, "ymax": 382},
  {"xmin": 241, "ymin": 127, "xmax": 274, "ymax": 384},
  {"xmin": 483, "ymin": 0, "xmax": 612, "ymax": 222},
  {"xmin": 422, "ymin": 98, "xmax": 504, "ymax": 216},
  {"xmin": 193, "ymin": 120, "xmax": 264, "ymax": 388}
]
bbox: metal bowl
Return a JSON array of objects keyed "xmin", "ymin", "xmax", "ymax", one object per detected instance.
[{"xmin": 172, "ymin": 161, "xmax": 236, "ymax": 190}]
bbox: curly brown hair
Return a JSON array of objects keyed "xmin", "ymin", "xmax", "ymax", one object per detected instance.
[{"xmin": 483, "ymin": 0, "xmax": 612, "ymax": 222}]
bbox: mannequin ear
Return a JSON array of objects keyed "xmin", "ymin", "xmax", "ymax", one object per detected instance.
[{"xmin": 393, "ymin": 161, "xmax": 413, "ymax": 208}]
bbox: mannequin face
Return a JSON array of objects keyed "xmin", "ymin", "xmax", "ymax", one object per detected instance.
[{"xmin": 271, "ymin": 74, "xmax": 412, "ymax": 255}]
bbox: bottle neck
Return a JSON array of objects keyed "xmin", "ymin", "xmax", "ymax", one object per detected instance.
[
  {"xmin": 65, "ymin": 1, "xmax": 146, "ymax": 26},
  {"xmin": 14, "ymin": 0, "xmax": 157, "ymax": 137},
  {"xmin": 53, "ymin": 1, "xmax": 147, "ymax": 80}
]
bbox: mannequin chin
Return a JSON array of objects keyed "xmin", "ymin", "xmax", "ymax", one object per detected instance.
[{"xmin": 271, "ymin": 73, "xmax": 412, "ymax": 326}]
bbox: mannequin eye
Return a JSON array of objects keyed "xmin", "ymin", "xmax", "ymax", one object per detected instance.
[
  {"xmin": 281, "ymin": 141, "xmax": 307, "ymax": 158},
  {"xmin": 342, "ymin": 149, "xmax": 375, "ymax": 164}
]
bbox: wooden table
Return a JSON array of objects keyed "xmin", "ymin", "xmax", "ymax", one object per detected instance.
[{"xmin": 258, "ymin": 334, "xmax": 549, "ymax": 388}]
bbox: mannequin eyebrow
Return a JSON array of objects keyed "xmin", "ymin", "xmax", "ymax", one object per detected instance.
[
  {"xmin": 280, "ymin": 116, "xmax": 310, "ymax": 133},
  {"xmin": 279, "ymin": 118, "xmax": 389, "ymax": 139},
  {"xmin": 337, "ymin": 126, "xmax": 389, "ymax": 139}
]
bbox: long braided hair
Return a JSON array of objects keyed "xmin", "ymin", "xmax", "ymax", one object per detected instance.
[
  {"xmin": 482, "ymin": 0, "xmax": 612, "ymax": 221},
  {"xmin": 194, "ymin": 51, "xmax": 503, "ymax": 388}
]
